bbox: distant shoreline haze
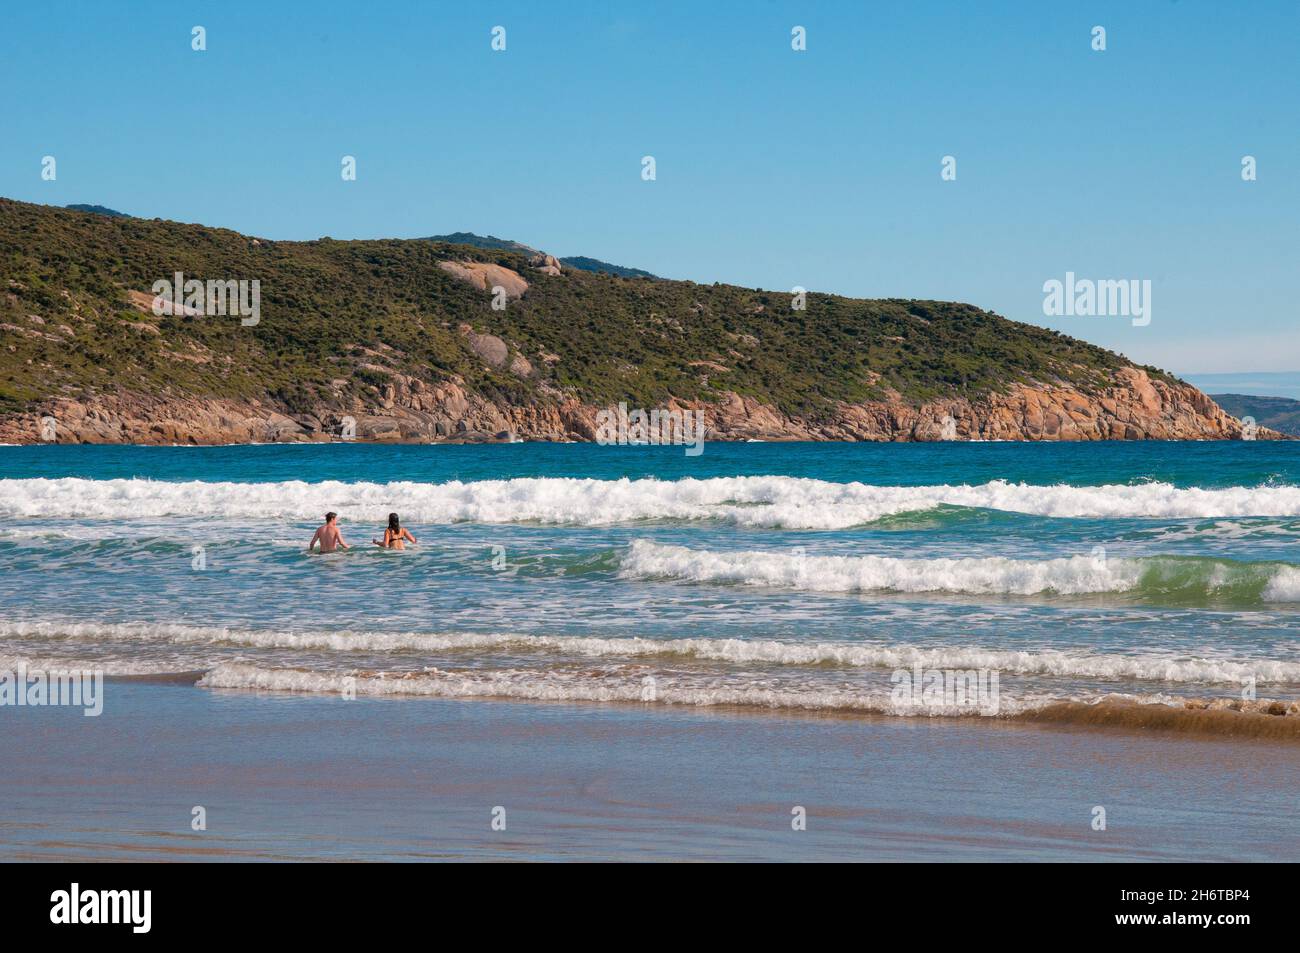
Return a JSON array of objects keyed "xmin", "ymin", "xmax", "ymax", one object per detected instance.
[{"xmin": 1187, "ymin": 373, "xmax": 1300, "ymax": 401}]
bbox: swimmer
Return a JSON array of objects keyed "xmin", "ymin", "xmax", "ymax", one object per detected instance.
[
  {"xmin": 308, "ymin": 512, "xmax": 351, "ymax": 553},
  {"xmin": 374, "ymin": 512, "xmax": 417, "ymax": 550}
]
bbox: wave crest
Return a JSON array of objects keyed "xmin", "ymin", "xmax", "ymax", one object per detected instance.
[
  {"xmin": 621, "ymin": 540, "xmax": 1300, "ymax": 604},
  {"xmin": 4, "ymin": 476, "xmax": 1300, "ymax": 527},
  {"xmin": 5, "ymin": 621, "xmax": 1296, "ymax": 684}
]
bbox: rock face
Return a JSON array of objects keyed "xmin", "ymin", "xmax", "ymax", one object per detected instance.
[
  {"xmin": 436, "ymin": 260, "xmax": 529, "ymax": 298},
  {"xmin": 527, "ymin": 252, "xmax": 562, "ymax": 277},
  {"xmin": 756, "ymin": 368, "xmax": 1263, "ymax": 441},
  {"xmin": 465, "ymin": 331, "xmax": 509, "ymax": 369},
  {"xmin": 0, "ymin": 394, "xmax": 333, "ymax": 445},
  {"xmin": 714, "ymin": 367, "xmax": 1253, "ymax": 443},
  {"xmin": 0, "ymin": 367, "xmax": 1275, "ymax": 445}
]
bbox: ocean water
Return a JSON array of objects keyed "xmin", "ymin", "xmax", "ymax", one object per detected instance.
[{"xmin": 2, "ymin": 441, "xmax": 1299, "ymax": 729}]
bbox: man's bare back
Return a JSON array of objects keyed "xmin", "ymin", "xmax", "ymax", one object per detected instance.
[{"xmin": 309, "ymin": 513, "xmax": 350, "ymax": 553}]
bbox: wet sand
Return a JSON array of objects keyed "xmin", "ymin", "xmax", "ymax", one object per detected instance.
[{"xmin": 1, "ymin": 682, "xmax": 1296, "ymax": 861}]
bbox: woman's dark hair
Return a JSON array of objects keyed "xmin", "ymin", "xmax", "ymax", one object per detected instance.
[{"xmin": 387, "ymin": 513, "xmax": 400, "ymax": 533}]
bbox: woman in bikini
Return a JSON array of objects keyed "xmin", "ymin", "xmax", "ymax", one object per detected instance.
[{"xmin": 373, "ymin": 512, "xmax": 418, "ymax": 550}]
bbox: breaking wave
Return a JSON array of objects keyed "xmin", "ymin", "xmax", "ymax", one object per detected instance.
[
  {"xmin": 4, "ymin": 620, "xmax": 1297, "ymax": 684},
  {"xmin": 4, "ymin": 476, "xmax": 1300, "ymax": 528},
  {"xmin": 621, "ymin": 541, "xmax": 1300, "ymax": 603},
  {"xmin": 196, "ymin": 662, "xmax": 1034, "ymax": 716},
  {"xmin": 194, "ymin": 664, "xmax": 1300, "ymax": 736}
]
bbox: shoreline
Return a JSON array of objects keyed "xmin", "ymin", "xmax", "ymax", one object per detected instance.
[
  {"xmin": 96, "ymin": 673, "xmax": 1300, "ymax": 742},
  {"xmin": 0, "ymin": 433, "xmax": 1288, "ymax": 447},
  {"xmin": 0, "ymin": 364, "xmax": 1278, "ymax": 446}
]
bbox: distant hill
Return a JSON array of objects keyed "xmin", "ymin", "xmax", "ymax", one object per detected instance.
[
  {"xmin": 0, "ymin": 196, "xmax": 1254, "ymax": 444},
  {"xmin": 422, "ymin": 232, "xmax": 533, "ymax": 253},
  {"xmin": 557, "ymin": 255, "xmax": 656, "ymax": 279},
  {"xmin": 58, "ymin": 219, "xmax": 656, "ymax": 279},
  {"xmin": 425, "ymin": 231, "xmax": 656, "ymax": 279},
  {"xmin": 1210, "ymin": 394, "xmax": 1300, "ymax": 436},
  {"xmin": 66, "ymin": 204, "xmax": 129, "ymax": 217}
]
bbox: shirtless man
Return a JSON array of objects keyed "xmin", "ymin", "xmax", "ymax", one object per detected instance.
[{"xmin": 308, "ymin": 512, "xmax": 351, "ymax": 553}]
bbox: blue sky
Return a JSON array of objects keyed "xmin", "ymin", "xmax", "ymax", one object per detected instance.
[{"xmin": 2, "ymin": 0, "xmax": 1297, "ymax": 376}]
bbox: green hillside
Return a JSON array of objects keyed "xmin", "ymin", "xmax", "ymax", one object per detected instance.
[{"xmin": 0, "ymin": 198, "xmax": 1170, "ymax": 421}]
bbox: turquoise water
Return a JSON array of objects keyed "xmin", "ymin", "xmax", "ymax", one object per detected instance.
[{"xmin": 2, "ymin": 441, "xmax": 1299, "ymax": 720}]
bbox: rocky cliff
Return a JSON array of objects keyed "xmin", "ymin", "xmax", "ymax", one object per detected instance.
[{"xmin": 0, "ymin": 364, "xmax": 1263, "ymax": 445}]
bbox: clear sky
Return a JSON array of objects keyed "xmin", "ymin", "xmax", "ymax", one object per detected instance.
[{"xmin": 2, "ymin": 0, "xmax": 1297, "ymax": 376}]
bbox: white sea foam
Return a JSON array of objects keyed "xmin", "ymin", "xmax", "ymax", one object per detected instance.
[
  {"xmin": 1262, "ymin": 565, "xmax": 1300, "ymax": 601},
  {"xmin": 623, "ymin": 540, "xmax": 1137, "ymax": 595},
  {"xmin": 4, "ymin": 476, "xmax": 1300, "ymax": 527},
  {"xmin": 196, "ymin": 662, "xmax": 1041, "ymax": 716},
  {"xmin": 0, "ymin": 652, "xmax": 186, "ymax": 677},
  {"xmin": 0, "ymin": 620, "xmax": 522, "ymax": 654},
  {"xmin": 4, "ymin": 621, "xmax": 1294, "ymax": 684},
  {"xmin": 200, "ymin": 663, "xmax": 1273, "ymax": 720},
  {"xmin": 621, "ymin": 540, "xmax": 1300, "ymax": 603}
]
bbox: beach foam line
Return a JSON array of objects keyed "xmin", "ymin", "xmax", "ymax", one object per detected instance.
[
  {"xmin": 621, "ymin": 540, "xmax": 1300, "ymax": 603},
  {"xmin": 194, "ymin": 664, "xmax": 1300, "ymax": 736},
  {"xmin": 5, "ymin": 620, "xmax": 1297, "ymax": 684},
  {"xmin": 4, "ymin": 476, "xmax": 1300, "ymax": 527},
  {"xmin": 0, "ymin": 621, "xmax": 524, "ymax": 654},
  {"xmin": 196, "ymin": 662, "xmax": 1041, "ymax": 716},
  {"xmin": 0, "ymin": 652, "xmax": 188, "ymax": 677}
]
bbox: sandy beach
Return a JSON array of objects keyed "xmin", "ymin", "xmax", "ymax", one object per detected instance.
[{"xmin": 2, "ymin": 679, "xmax": 1295, "ymax": 862}]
